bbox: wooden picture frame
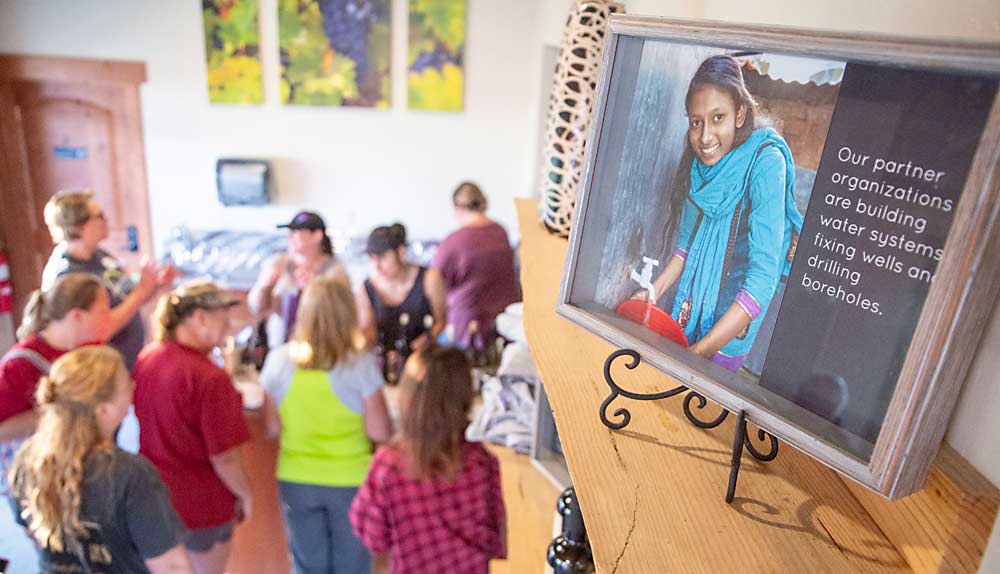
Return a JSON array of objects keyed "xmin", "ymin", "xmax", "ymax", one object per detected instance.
[{"xmin": 557, "ymin": 15, "xmax": 1000, "ymax": 499}]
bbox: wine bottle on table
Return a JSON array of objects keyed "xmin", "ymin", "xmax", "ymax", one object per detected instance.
[
  {"xmin": 394, "ymin": 313, "xmax": 410, "ymax": 356},
  {"xmin": 382, "ymin": 313, "xmax": 409, "ymax": 384},
  {"xmin": 465, "ymin": 320, "xmax": 481, "ymax": 367}
]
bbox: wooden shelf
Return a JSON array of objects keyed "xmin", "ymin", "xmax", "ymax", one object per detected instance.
[{"xmin": 516, "ymin": 198, "xmax": 998, "ymax": 573}]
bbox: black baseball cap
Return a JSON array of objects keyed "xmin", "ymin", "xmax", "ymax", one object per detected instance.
[
  {"xmin": 366, "ymin": 224, "xmax": 407, "ymax": 255},
  {"xmin": 278, "ymin": 211, "xmax": 326, "ymax": 231}
]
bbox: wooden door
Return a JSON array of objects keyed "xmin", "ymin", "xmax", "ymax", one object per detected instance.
[{"xmin": 0, "ymin": 55, "xmax": 151, "ymax": 325}]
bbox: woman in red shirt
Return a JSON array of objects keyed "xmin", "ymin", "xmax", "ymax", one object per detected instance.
[
  {"xmin": 133, "ymin": 281, "xmax": 252, "ymax": 574},
  {"xmin": 1, "ymin": 273, "xmax": 111, "ymax": 471},
  {"xmin": 0, "ymin": 273, "xmax": 111, "ymax": 572},
  {"xmin": 349, "ymin": 347, "xmax": 507, "ymax": 574}
]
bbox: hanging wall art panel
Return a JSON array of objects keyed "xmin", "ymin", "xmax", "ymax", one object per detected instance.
[
  {"xmin": 408, "ymin": 0, "xmax": 466, "ymax": 111},
  {"xmin": 279, "ymin": 0, "xmax": 392, "ymax": 107},
  {"xmin": 203, "ymin": 0, "xmax": 264, "ymax": 104}
]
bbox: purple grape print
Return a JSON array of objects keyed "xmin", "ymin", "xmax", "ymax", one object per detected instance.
[
  {"xmin": 408, "ymin": 0, "xmax": 465, "ymax": 111},
  {"xmin": 279, "ymin": 0, "xmax": 390, "ymax": 107}
]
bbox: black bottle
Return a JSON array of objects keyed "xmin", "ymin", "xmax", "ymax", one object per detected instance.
[
  {"xmin": 465, "ymin": 320, "xmax": 482, "ymax": 367},
  {"xmin": 394, "ymin": 313, "xmax": 410, "ymax": 356},
  {"xmin": 375, "ymin": 340, "xmax": 391, "ymax": 383},
  {"xmin": 243, "ymin": 319, "xmax": 269, "ymax": 371},
  {"xmin": 547, "ymin": 487, "xmax": 595, "ymax": 574}
]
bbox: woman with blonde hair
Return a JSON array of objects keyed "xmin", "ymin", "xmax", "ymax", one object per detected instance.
[
  {"xmin": 0, "ymin": 274, "xmax": 111, "ymax": 573},
  {"xmin": 132, "ymin": 281, "xmax": 251, "ymax": 574},
  {"xmin": 8, "ymin": 346, "xmax": 190, "ymax": 573},
  {"xmin": 260, "ymin": 276, "xmax": 391, "ymax": 574}
]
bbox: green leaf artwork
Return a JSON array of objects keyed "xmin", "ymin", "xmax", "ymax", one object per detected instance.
[
  {"xmin": 203, "ymin": 0, "xmax": 264, "ymax": 105},
  {"xmin": 408, "ymin": 0, "xmax": 465, "ymax": 111},
  {"xmin": 279, "ymin": 0, "xmax": 392, "ymax": 107}
]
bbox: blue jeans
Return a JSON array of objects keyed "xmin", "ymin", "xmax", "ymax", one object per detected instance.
[{"xmin": 278, "ymin": 481, "xmax": 370, "ymax": 574}]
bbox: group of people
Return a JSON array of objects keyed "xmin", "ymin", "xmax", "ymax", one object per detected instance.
[
  {"xmin": 250, "ymin": 181, "xmax": 520, "ymax": 376},
  {"xmin": 1, "ymin": 181, "xmax": 518, "ymax": 574}
]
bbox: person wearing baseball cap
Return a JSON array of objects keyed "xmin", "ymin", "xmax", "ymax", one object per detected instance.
[
  {"xmin": 355, "ymin": 223, "xmax": 447, "ymax": 381},
  {"xmin": 248, "ymin": 211, "xmax": 350, "ymax": 347},
  {"xmin": 133, "ymin": 280, "xmax": 251, "ymax": 572}
]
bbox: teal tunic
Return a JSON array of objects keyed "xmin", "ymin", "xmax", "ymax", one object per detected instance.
[{"xmin": 670, "ymin": 128, "xmax": 803, "ymax": 366}]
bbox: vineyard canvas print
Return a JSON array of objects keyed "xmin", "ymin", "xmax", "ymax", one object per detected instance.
[
  {"xmin": 279, "ymin": 0, "xmax": 392, "ymax": 107},
  {"xmin": 203, "ymin": 0, "xmax": 264, "ymax": 104},
  {"xmin": 408, "ymin": 0, "xmax": 465, "ymax": 111}
]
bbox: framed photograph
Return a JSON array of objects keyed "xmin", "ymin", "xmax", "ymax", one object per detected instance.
[{"xmin": 557, "ymin": 15, "xmax": 1000, "ymax": 499}]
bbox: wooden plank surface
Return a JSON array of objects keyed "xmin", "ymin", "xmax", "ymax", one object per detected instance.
[
  {"xmin": 487, "ymin": 444, "xmax": 560, "ymax": 574},
  {"xmin": 517, "ymin": 198, "xmax": 996, "ymax": 573},
  {"xmin": 844, "ymin": 446, "xmax": 999, "ymax": 573}
]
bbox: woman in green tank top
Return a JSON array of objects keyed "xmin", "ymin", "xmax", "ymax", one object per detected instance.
[{"xmin": 260, "ymin": 277, "xmax": 392, "ymax": 574}]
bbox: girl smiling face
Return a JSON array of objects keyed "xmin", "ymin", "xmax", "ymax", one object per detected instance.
[{"xmin": 686, "ymin": 85, "xmax": 747, "ymax": 167}]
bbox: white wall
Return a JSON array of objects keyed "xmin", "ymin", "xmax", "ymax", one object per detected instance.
[{"xmin": 0, "ymin": 0, "xmax": 548, "ymax": 247}]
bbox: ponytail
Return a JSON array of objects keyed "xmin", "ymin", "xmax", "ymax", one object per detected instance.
[
  {"xmin": 389, "ymin": 223, "xmax": 407, "ymax": 246},
  {"xmin": 320, "ymin": 233, "xmax": 333, "ymax": 256},
  {"xmin": 17, "ymin": 290, "xmax": 48, "ymax": 340},
  {"xmin": 36, "ymin": 374, "xmax": 59, "ymax": 406},
  {"xmin": 153, "ymin": 293, "xmax": 186, "ymax": 342}
]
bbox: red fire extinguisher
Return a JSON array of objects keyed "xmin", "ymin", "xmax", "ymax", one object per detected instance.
[{"xmin": 0, "ymin": 248, "xmax": 12, "ymax": 314}]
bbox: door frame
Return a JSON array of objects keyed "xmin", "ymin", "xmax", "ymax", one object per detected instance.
[{"xmin": 0, "ymin": 54, "xmax": 152, "ymax": 324}]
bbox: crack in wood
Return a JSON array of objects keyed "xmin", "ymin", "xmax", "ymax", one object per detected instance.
[
  {"xmin": 611, "ymin": 485, "xmax": 640, "ymax": 574},
  {"xmin": 815, "ymin": 514, "xmax": 847, "ymax": 558},
  {"xmin": 609, "ymin": 431, "xmax": 628, "ymax": 472}
]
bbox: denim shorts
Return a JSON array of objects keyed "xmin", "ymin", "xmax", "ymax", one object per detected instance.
[{"xmin": 184, "ymin": 520, "xmax": 236, "ymax": 553}]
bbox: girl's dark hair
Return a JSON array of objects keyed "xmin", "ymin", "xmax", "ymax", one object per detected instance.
[
  {"xmin": 685, "ymin": 55, "xmax": 759, "ymax": 147},
  {"xmin": 399, "ymin": 346, "xmax": 474, "ymax": 481},
  {"xmin": 17, "ymin": 274, "xmax": 103, "ymax": 340},
  {"xmin": 366, "ymin": 223, "xmax": 407, "ymax": 255},
  {"xmin": 663, "ymin": 55, "xmax": 766, "ymax": 248}
]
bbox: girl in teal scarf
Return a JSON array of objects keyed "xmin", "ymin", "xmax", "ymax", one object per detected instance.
[{"xmin": 637, "ymin": 55, "xmax": 803, "ymax": 371}]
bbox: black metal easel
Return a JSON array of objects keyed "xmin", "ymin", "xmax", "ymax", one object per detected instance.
[{"xmin": 598, "ymin": 348, "xmax": 778, "ymax": 503}]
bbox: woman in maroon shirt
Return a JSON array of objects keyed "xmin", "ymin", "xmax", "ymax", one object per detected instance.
[
  {"xmin": 431, "ymin": 182, "xmax": 520, "ymax": 349},
  {"xmin": 350, "ymin": 347, "xmax": 507, "ymax": 574},
  {"xmin": 133, "ymin": 281, "xmax": 252, "ymax": 574}
]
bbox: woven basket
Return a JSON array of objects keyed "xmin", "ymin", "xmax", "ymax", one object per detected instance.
[{"xmin": 538, "ymin": 0, "xmax": 624, "ymax": 238}]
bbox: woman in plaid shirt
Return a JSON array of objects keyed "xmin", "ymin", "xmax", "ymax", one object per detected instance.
[{"xmin": 349, "ymin": 347, "xmax": 507, "ymax": 574}]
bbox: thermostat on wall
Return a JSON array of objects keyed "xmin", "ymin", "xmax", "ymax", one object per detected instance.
[{"xmin": 216, "ymin": 159, "xmax": 271, "ymax": 206}]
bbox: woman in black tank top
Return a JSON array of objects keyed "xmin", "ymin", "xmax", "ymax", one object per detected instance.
[{"xmin": 356, "ymin": 224, "xmax": 447, "ymax": 380}]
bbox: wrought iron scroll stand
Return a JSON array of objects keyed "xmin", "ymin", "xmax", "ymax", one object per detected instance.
[{"xmin": 599, "ymin": 348, "xmax": 778, "ymax": 503}]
